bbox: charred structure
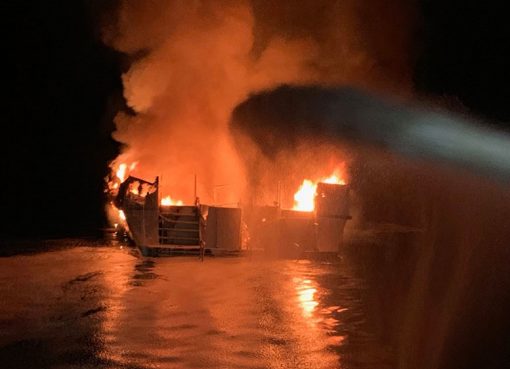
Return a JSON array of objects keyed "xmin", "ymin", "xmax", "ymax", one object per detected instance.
[
  {"xmin": 113, "ymin": 174, "xmax": 350, "ymax": 257},
  {"xmin": 114, "ymin": 175, "xmax": 243, "ymax": 257},
  {"xmin": 245, "ymin": 182, "xmax": 350, "ymax": 257}
]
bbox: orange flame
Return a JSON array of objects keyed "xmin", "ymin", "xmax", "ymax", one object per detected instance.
[
  {"xmin": 128, "ymin": 181, "xmax": 140, "ymax": 196},
  {"xmin": 114, "ymin": 162, "xmax": 138, "ymax": 184},
  {"xmin": 161, "ymin": 196, "xmax": 184, "ymax": 206},
  {"xmin": 322, "ymin": 172, "xmax": 346, "ymax": 185},
  {"xmin": 116, "ymin": 164, "xmax": 127, "ymax": 182},
  {"xmin": 292, "ymin": 168, "xmax": 346, "ymax": 212},
  {"xmin": 107, "ymin": 162, "xmax": 139, "ymax": 196},
  {"xmin": 293, "ymin": 180, "xmax": 317, "ymax": 212}
]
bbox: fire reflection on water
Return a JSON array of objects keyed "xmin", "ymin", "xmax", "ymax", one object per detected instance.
[
  {"xmin": 294, "ymin": 277, "xmax": 319, "ymax": 318},
  {"xmin": 0, "ymin": 245, "xmax": 387, "ymax": 369},
  {"xmin": 287, "ymin": 261, "xmax": 347, "ymax": 352}
]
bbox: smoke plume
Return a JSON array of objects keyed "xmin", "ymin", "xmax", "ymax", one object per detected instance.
[{"xmin": 102, "ymin": 0, "xmax": 416, "ymax": 204}]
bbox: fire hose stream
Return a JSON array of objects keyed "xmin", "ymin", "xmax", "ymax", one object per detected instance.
[{"xmin": 231, "ymin": 85, "xmax": 510, "ymax": 185}]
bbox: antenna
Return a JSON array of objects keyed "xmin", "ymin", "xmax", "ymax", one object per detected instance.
[
  {"xmin": 194, "ymin": 174, "xmax": 197, "ymax": 203},
  {"xmin": 276, "ymin": 180, "xmax": 281, "ymax": 207}
]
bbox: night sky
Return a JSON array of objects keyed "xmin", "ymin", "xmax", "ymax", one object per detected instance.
[{"xmin": 2, "ymin": 1, "xmax": 509, "ymax": 240}]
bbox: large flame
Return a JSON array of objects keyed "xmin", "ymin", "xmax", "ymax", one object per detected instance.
[
  {"xmin": 102, "ymin": 0, "xmax": 413, "ymax": 227},
  {"xmin": 108, "ymin": 162, "xmax": 138, "ymax": 194},
  {"xmin": 293, "ymin": 180, "xmax": 317, "ymax": 212},
  {"xmin": 115, "ymin": 162, "xmax": 137, "ymax": 182},
  {"xmin": 292, "ymin": 169, "xmax": 346, "ymax": 212},
  {"xmin": 105, "ymin": 162, "xmax": 141, "ymax": 229}
]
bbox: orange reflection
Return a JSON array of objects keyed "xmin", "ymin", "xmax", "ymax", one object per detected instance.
[{"xmin": 294, "ymin": 277, "xmax": 319, "ymax": 318}]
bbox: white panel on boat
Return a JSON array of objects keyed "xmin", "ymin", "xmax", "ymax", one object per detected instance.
[{"xmin": 205, "ymin": 207, "xmax": 242, "ymax": 251}]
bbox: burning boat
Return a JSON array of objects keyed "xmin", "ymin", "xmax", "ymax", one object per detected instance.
[
  {"xmin": 113, "ymin": 176, "xmax": 242, "ymax": 257},
  {"xmin": 110, "ymin": 169, "xmax": 351, "ymax": 258},
  {"xmin": 245, "ymin": 181, "xmax": 351, "ymax": 257}
]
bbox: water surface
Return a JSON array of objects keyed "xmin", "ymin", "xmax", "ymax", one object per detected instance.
[{"xmin": 0, "ymin": 243, "xmax": 392, "ymax": 369}]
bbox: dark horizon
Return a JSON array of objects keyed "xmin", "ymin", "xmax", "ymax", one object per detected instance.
[{"xmin": 3, "ymin": 0, "xmax": 509, "ymax": 239}]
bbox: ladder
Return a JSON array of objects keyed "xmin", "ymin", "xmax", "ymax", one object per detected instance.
[{"xmin": 159, "ymin": 206, "xmax": 201, "ymax": 247}]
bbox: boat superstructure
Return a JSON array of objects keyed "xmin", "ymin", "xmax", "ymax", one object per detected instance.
[
  {"xmin": 113, "ymin": 176, "xmax": 350, "ymax": 257},
  {"xmin": 114, "ymin": 176, "xmax": 242, "ymax": 257},
  {"xmin": 245, "ymin": 182, "xmax": 351, "ymax": 257}
]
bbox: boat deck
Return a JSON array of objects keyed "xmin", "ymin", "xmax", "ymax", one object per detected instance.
[{"xmin": 139, "ymin": 244, "xmax": 244, "ymax": 257}]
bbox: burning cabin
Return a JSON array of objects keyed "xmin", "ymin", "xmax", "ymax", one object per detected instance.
[
  {"xmin": 114, "ymin": 176, "xmax": 242, "ymax": 256},
  {"xmin": 245, "ymin": 182, "xmax": 351, "ymax": 256}
]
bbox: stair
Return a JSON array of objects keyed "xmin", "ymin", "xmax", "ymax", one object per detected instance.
[{"xmin": 159, "ymin": 206, "xmax": 201, "ymax": 246}]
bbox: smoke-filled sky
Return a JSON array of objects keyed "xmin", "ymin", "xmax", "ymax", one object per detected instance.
[{"xmin": 3, "ymin": 0, "xmax": 509, "ymax": 238}]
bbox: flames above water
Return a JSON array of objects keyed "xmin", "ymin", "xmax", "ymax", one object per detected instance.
[
  {"xmin": 108, "ymin": 162, "xmax": 185, "ymax": 208},
  {"xmin": 106, "ymin": 162, "xmax": 347, "ymax": 220},
  {"xmin": 292, "ymin": 169, "xmax": 347, "ymax": 212},
  {"xmin": 293, "ymin": 180, "xmax": 317, "ymax": 212},
  {"xmin": 116, "ymin": 164, "xmax": 127, "ymax": 183},
  {"xmin": 99, "ymin": 0, "xmax": 413, "ymax": 212},
  {"xmin": 115, "ymin": 162, "xmax": 137, "ymax": 183}
]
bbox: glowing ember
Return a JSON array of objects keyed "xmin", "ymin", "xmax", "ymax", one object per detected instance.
[
  {"xmin": 161, "ymin": 196, "xmax": 184, "ymax": 206},
  {"xmin": 129, "ymin": 181, "xmax": 140, "ymax": 196},
  {"xmin": 292, "ymin": 168, "xmax": 347, "ymax": 211},
  {"xmin": 322, "ymin": 173, "xmax": 346, "ymax": 185},
  {"xmin": 118, "ymin": 209, "xmax": 126, "ymax": 221}
]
